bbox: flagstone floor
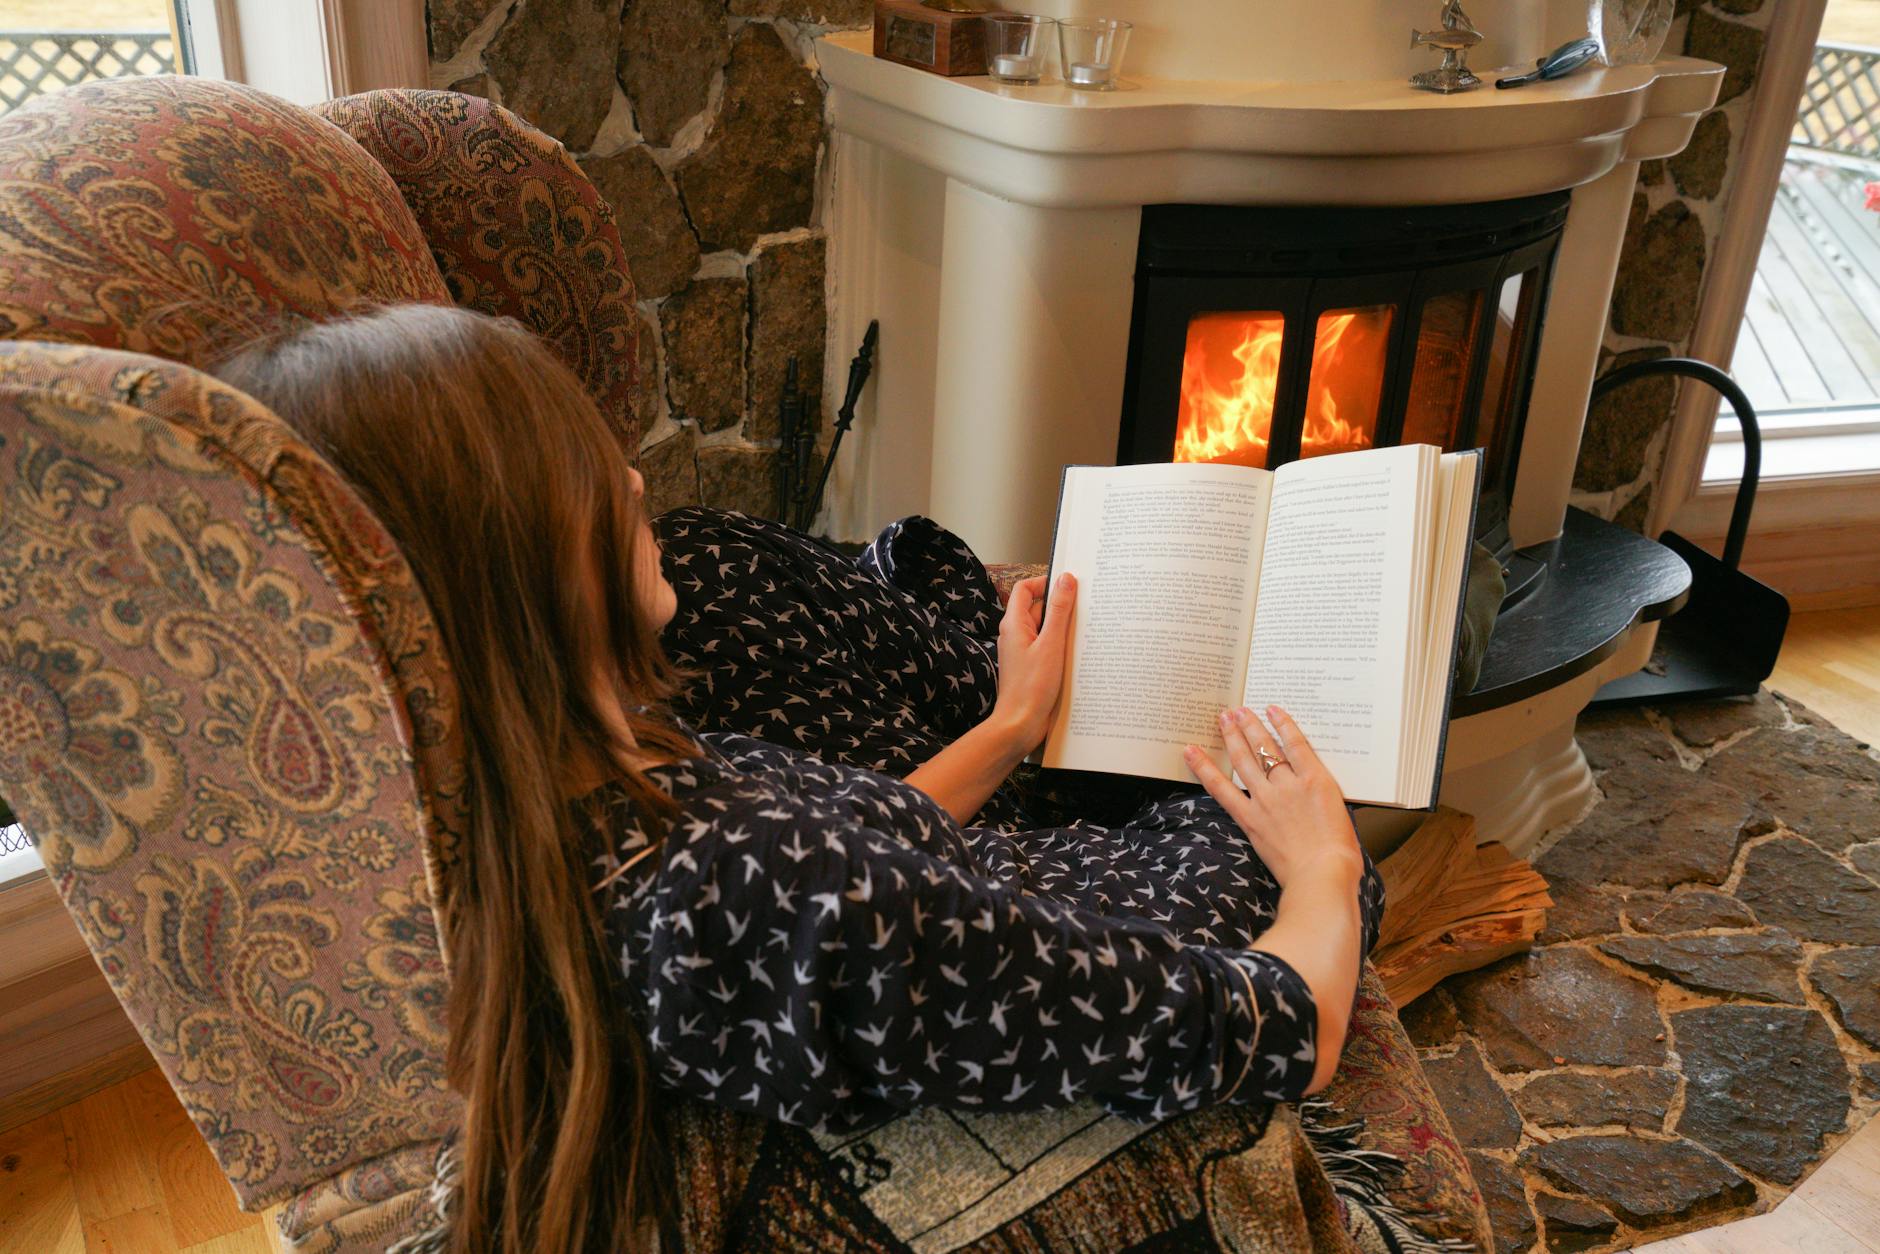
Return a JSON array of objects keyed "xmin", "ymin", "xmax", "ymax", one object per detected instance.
[{"xmin": 1412, "ymin": 689, "xmax": 1880, "ymax": 1253}]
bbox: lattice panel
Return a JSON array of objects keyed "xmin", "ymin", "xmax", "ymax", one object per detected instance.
[
  {"xmin": 1794, "ymin": 43, "xmax": 1880, "ymax": 161},
  {"xmin": 0, "ymin": 826, "xmax": 27, "ymax": 856},
  {"xmin": 0, "ymin": 31, "xmax": 176, "ymax": 115}
]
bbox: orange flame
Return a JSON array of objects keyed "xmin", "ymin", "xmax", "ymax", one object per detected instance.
[{"xmin": 1174, "ymin": 308, "xmax": 1392, "ymax": 468}]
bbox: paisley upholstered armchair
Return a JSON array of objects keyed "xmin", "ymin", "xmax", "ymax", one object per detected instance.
[
  {"xmin": 0, "ymin": 72, "xmax": 1490, "ymax": 1254},
  {"xmin": 0, "ymin": 74, "xmax": 644, "ymax": 1251}
]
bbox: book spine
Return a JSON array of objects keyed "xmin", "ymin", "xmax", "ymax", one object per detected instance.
[
  {"xmin": 1424, "ymin": 449, "xmax": 1487, "ymax": 810},
  {"xmin": 1029, "ymin": 464, "xmax": 1083, "ymax": 768},
  {"xmin": 1039, "ymin": 464, "xmax": 1082, "ymax": 617}
]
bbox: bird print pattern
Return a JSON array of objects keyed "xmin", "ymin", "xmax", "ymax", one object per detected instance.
[{"xmin": 587, "ymin": 508, "xmax": 1385, "ymax": 1136}]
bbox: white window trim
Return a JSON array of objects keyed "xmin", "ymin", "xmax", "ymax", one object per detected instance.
[
  {"xmin": 1654, "ymin": 0, "xmax": 1831, "ymax": 533},
  {"xmin": 177, "ymin": 0, "xmax": 427, "ymax": 106}
]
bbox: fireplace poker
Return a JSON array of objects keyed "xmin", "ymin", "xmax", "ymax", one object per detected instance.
[
  {"xmin": 775, "ymin": 357, "xmax": 805, "ymax": 522},
  {"xmin": 797, "ymin": 320, "xmax": 880, "ymax": 533},
  {"xmin": 790, "ymin": 362, "xmax": 819, "ymax": 524}
]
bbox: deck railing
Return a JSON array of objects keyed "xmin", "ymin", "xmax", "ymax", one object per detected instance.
[
  {"xmin": 0, "ymin": 30, "xmax": 176, "ymax": 114},
  {"xmin": 1795, "ymin": 40, "xmax": 1880, "ymax": 161}
]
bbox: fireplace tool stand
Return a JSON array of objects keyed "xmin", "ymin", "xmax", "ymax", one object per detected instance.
[
  {"xmin": 1588, "ymin": 358, "xmax": 1790, "ymax": 709},
  {"xmin": 776, "ymin": 321, "xmax": 880, "ymax": 533}
]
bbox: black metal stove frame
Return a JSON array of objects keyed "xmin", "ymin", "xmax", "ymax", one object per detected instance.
[{"xmin": 1117, "ymin": 193, "xmax": 1571, "ymax": 559}]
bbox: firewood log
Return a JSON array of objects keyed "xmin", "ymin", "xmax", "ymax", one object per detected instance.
[{"xmin": 1370, "ymin": 807, "xmax": 1552, "ymax": 1008}]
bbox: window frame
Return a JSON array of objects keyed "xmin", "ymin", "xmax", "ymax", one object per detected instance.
[
  {"xmin": 1654, "ymin": 0, "xmax": 1834, "ymax": 532},
  {"xmin": 175, "ymin": 0, "xmax": 427, "ymax": 104}
]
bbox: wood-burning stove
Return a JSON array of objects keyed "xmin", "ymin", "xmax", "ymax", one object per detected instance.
[
  {"xmin": 1118, "ymin": 193, "xmax": 1570, "ymax": 565},
  {"xmin": 818, "ymin": 22, "xmax": 1721, "ymax": 857}
]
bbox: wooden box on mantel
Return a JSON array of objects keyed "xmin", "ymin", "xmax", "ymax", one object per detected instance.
[{"xmin": 873, "ymin": 0, "xmax": 989, "ymax": 77}]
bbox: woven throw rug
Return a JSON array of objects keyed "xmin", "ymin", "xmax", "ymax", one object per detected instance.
[{"xmin": 1406, "ymin": 690, "xmax": 1880, "ymax": 1253}]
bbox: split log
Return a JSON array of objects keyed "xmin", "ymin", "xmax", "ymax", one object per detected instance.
[{"xmin": 1371, "ymin": 807, "xmax": 1552, "ymax": 1008}]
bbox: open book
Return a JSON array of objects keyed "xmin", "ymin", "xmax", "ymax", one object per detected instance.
[{"xmin": 1039, "ymin": 444, "xmax": 1482, "ymax": 809}]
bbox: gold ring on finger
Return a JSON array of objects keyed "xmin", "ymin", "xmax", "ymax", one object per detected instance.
[{"xmin": 1256, "ymin": 746, "xmax": 1281, "ymax": 778}]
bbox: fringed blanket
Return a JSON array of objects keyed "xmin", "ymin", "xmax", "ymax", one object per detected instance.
[{"xmin": 393, "ymin": 968, "xmax": 1487, "ymax": 1253}]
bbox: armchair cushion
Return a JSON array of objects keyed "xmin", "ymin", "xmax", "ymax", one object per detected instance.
[
  {"xmin": 0, "ymin": 339, "xmax": 472, "ymax": 947},
  {"xmin": 276, "ymin": 1139, "xmax": 445, "ymax": 1253},
  {"xmin": 0, "ymin": 76, "xmax": 448, "ymax": 363},
  {"xmin": 314, "ymin": 90, "xmax": 642, "ymax": 448}
]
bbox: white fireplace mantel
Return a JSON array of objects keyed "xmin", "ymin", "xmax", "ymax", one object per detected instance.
[
  {"xmin": 820, "ymin": 34, "xmax": 1722, "ymax": 212},
  {"xmin": 819, "ymin": 30, "xmax": 1722, "ymax": 563}
]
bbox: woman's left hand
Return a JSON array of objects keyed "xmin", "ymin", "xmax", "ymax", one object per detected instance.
[
  {"xmin": 905, "ymin": 573, "xmax": 1075, "ymax": 824},
  {"xmin": 990, "ymin": 573, "xmax": 1076, "ymax": 754}
]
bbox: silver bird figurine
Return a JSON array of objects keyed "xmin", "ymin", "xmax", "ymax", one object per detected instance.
[{"xmin": 1410, "ymin": 0, "xmax": 1484, "ymax": 94}]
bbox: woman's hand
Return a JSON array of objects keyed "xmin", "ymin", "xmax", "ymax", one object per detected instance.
[
  {"xmin": 903, "ymin": 573, "xmax": 1075, "ymax": 825},
  {"xmin": 1183, "ymin": 706, "xmax": 1363, "ymax": 890},
  {"xmin": 989, "ymin": 573, "xmax": 1076, "ymax": 755},
  {"xmin": 1184, "ymin": 705, "xmax": 1366, "ymax": 1094}
]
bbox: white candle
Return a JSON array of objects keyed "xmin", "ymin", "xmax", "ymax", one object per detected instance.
[
  {"xmin": 1067, "ymin": 61, "xmax": 1111, "ymax": 87},
  {"xmin": 991, "ymin": 53, "xmax": 1039, "ymax": 80}
]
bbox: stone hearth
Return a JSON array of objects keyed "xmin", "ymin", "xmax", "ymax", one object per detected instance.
[{"xmin": 1405, "ymin": 690, "xmax": 1880, "ymax": 1253}]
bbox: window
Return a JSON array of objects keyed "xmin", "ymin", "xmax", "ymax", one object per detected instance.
[
  {"xmin": 1705, "ymin": 8, "xmax": 1880, "ymax": 487},
  {"xmin": 0, "ymin": 1, "xmax": 185, "ymax": 115},
  {"xmin": 0, "ymin": 1, "xmax": 426, "ymax": 117}
]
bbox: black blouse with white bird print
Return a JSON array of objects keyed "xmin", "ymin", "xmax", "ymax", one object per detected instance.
[{"xmin": 584, "ymin": 508, "xmax": 1385, "ymax": 1135}]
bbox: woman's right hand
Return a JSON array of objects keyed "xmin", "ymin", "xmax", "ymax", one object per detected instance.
[{"xmin": 1183, "ymin": 705, "xmax": 1363, "ymax": 891}]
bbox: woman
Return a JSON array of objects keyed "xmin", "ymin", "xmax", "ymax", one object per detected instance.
[{"xmin": 214, "ymin": 305, "xmax": 1380, "ymax": 1253}]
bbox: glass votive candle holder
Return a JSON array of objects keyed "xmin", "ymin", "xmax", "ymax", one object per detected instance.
[
  {"xmin": 985, "ymin": 14, "xmax": 1054, "ymax": 84},
  {"xmin": 1058, "ymin": 17, "xmax": 1131, "ymax": 90}
]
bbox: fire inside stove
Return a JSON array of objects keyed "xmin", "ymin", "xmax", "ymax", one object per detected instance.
[
  {"xmin": 1173, "ymin": 306, "xmax": 1395, "ymax": 469},
  {"xmin": 1120, "ymin": 196, "xmax": 1571, "ymax": 547}
]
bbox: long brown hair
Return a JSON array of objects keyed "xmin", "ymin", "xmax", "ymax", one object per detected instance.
[{"xmin": 215, "ymin": 304, "xmax": 693, "ymax": 1252}]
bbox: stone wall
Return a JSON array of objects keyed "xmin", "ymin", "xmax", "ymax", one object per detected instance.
[
  {"xmin": 1573, "ymin": 0, "xmax": 1780, "ymax": 533},
  {"xmin": 430, "ymin": 1, "xmax": 1781, "ymax": 535},
  {"xmin": 427, "ymin": 0, "xmax": 871, "ymax": 520}
]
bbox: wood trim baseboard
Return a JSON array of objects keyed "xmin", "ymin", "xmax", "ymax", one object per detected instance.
[
  {"xmin": 1652, "ymin": 0, "xmax": 1830, "ymax": 536},
  {"xmin": 0, "ymin": 1041, "xmax": 155, "ymax": 1136},
  {"xmin": 1669, "ymin": 517, "xmax": 1880, "ymax": 610},
  {"xmin": 0, "ymin": 876, "xmax": 150, "ymax": 1132},
  {"xmin": 0, "ymin": 872, "xmax": 90, "ymax": 988}
]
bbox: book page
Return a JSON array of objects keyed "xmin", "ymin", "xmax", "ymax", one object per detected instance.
[
  {"xmin": 1242, "ymin": 446, "xmax": 1426, "ymax": 804},
  {"xmin": 1042, "ymin": 463, "xmax": 1271, "ymax": 781},
  {"xmin": 1403, "ymin": 450, "xmax": 1482, "ymax": 803}
]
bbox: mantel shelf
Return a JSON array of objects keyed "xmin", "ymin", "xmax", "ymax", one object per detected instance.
[{"xmin": 819, "ymin": 30, "xmax": 1723, "ymax": 208}]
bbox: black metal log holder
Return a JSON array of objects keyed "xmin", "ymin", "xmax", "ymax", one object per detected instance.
[
  {"xmin": 1591, "ymin": 358, "xmax": 1759, "ymax": 568},
  {"xmin": 774, "ymin": 321, "xmax": 880, "ymax": 533},
  {"xmin": 1587, "ymin": 356, "xmax": 1791, "ymax": 708}
]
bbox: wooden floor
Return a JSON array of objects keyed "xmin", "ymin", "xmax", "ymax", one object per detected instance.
[
  {"xmin": 1633, "ymin": 1119, "xmax": 1880, "ymax": 1253},
  {"xmin": 1, "ymin": 608, "xmax": 1877, "ymax": 1254},
  {"xmin": 1730, "ymin": 156, "xmax": 1880, "ymax": 422},
  {"xmin": 1762, "ymin": 603, "xmax": 1880, "ymax": 745},
  {"xmin": 0, "ymin": 1066, "xmax": 277, "ymax": 1252}
]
